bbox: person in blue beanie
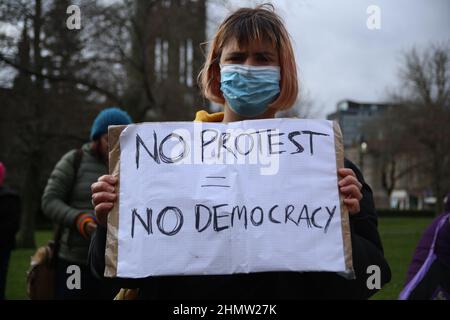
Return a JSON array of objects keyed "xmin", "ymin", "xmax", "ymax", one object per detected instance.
[
  {"xmin": 90, "ymin": 107, "xmax": 133, "ymax": 140},
  {"xmin": 41, "ymin": 107, "xmax": 131, "ymax": 300}
]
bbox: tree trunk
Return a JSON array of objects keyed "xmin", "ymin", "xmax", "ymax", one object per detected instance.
[
  {"xmin": 16, "ymin": 0, "xmax": 44, "ymax": 248},
  {"xmin": 382, "ymin": 159, "xmax": 396, "ymax": 201},
  {"xmin": 33, "ymin": 0, "xmax": 43, "ymax": 91},
  {"xmin": 16, "ymin": 155, "xmax": 40, "ymax": 248}
]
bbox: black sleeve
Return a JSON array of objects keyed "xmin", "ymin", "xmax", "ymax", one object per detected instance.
[
  {"xmin": 345, "ymin": 158, "xmax": 384, "ymax": 253},
  {"xmin": 88, "ymin": 224, "xmax": 143, "ymax": 289},
  {"xmin": 305, "ymin": 231, "xmax": 391, "ymax": 299},
  {"xmin": 343, "ymin": 159, "xmax": 391, "ymax": 297}
]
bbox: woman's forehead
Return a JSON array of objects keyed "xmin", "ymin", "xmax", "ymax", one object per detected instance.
[{"xmin": 222, "ymin": 37, "xmax": 277, "ymax": 53}]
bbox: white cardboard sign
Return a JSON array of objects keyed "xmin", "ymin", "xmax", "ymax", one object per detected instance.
[{"xmin": 105, "ymin": 118, "xmax": 353, "ymax": 278}]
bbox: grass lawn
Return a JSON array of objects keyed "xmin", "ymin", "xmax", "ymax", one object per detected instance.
[
  {"xmin": 371, "ymin": 217, "xmax": 433, "ymax": 300},
  {"xmin": 5, "ymin": 230, "xmax": 53, "ymax": 300},
  {"xmin": 5, "ymin": 217, "xmax": 433, "ymax": 300}
]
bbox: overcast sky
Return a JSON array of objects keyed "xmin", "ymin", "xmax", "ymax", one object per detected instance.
[
  {"xmin": 1, "ymin": 1, "xmax": 448, "ymax": 117},
  {"xmin": 208, "ymin": 0, "xmax": 450, "ymax": 117}
]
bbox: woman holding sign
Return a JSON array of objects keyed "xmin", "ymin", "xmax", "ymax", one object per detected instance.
[{"xmin": 89, "ymin": 4, "xmax": 390, "ymax": 300}]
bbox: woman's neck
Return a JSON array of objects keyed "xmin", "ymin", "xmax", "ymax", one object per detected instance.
[{"xmin": 222, "ymin": 104, "xmax": 277, "ymax": 123}]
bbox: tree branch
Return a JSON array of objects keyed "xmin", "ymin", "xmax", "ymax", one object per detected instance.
[{"xmin": 0, "ymin": 52, "xmax": 123, "ymax": 105}]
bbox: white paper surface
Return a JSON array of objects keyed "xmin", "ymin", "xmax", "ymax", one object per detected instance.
[{"xmin": 116, "ymin": 118, "xmax": 345, "ymax": 278}]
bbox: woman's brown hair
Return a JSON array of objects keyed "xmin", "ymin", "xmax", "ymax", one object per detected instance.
[{"xmin": 198, "ymin": 3, "xmax": 298, "ymax": 111}]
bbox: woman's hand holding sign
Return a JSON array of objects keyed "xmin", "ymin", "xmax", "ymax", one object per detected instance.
[
  {"xmin": 91, "ymin": 175, "xmax": 118, "ymax": 226},
  {"xmin": 338, "ymin": 168, "xmax": 363, "ymax": 215}
]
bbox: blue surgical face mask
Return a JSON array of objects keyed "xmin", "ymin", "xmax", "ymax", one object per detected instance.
[{"xmin": 220, "ymin": 64, "xmax": 281, "ymax": 117}]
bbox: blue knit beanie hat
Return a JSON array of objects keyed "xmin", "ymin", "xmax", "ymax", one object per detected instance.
[{"xmin": 90, "ymin": 107, "xmax": 132, "ymax": 140}]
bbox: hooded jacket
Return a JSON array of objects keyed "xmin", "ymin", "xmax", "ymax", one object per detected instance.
[{"xmin": 42, "ymin": 143, "xmax": 107, "ymax": 265}]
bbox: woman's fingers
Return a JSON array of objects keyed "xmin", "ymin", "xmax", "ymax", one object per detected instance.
[
  {"xmin": 98, "ymin": 174, "xmax": 118, "ymax": 185},
  {"xmin": 91, "ymin": 181, "xmax": 115, "ymax": 194},
  {"xmin": 92, "ymin": 191, "xmax": 116, "ymax": 206},
  {"xmin": 343, "ymin": 198, "xmax": 360, "ymax": 214},
  {"xmin": 338, "ymin": 175, "xmax": 362, "ymax": 190},
  {"xmin": 91, "ymin": 175, "xmax": 118, "ymax": 226},
  {"xmin": 338, "ymin": 168, "xmax": 363, "ymax": 215},
  {"xmin": 340, "ymin": 184, "xmax": 363, "ymax": 200},
  {"xmin": 338, "ymin": 168, "xmax": 357, "ymax": 178}
]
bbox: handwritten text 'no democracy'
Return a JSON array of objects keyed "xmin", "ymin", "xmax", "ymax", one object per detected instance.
[{"xmin": 130, "ymin": 204, "xmax": 337, "ymax": 238}]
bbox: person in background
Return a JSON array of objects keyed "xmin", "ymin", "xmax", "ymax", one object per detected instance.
[
  {"xmin": 0, "ymin": 162, "xmax": 21, "ymax": 300},
  {"xmin": 399, "ymin": 193, "xmax": 450, "ymax": 300},
  {"xmin": 41, "ymin": 107, "xmax": 132, "ymax": 300},
  {"xmin": 89, "ymin": 5, "xmax": 391, "ymax": 300}
]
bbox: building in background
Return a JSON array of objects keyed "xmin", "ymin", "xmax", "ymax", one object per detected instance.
[
  {"xmin": 327, "ymin": 100, "xmax": 391, "ymax": 147},
  {"xmin": 327, "ymin": 100, "xmax": 433, "ymax": 210},
  {"xmin": 129, "ymin": 0, "xmax": 207, "ymax": 121}
]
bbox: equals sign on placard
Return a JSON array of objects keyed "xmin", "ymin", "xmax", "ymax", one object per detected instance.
[{"xmin": 201, "ymin": 176, "xmax": 230, "ymax": 188}]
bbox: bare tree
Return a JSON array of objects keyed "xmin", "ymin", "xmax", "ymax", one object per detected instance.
[
  {"xmin": 370, "ymin": 43, "xmax": 450, "ymax": 214},
  {"xmin": 0, "ymin": 0, "xmax": 209, "ymax": 246},
  {"xmin": 0, "ymin": 0, "xmax": 125, "ymax": 247},
  {"xmin": 363, "ymin": 107, "xmax": 428, "ymax": 199}
]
